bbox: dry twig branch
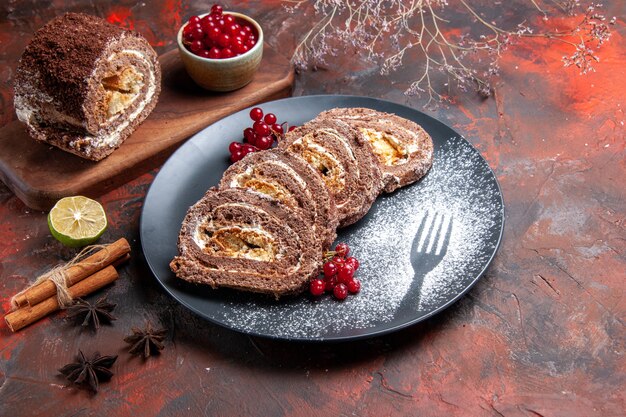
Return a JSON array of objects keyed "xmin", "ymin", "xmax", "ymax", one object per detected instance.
[{"xmin": 285, "ymin": 0, "xmax": 614, "ymax": 105}]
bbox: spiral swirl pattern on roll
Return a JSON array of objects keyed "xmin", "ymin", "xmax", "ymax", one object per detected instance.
[
  {"xmin": 220, "ymin": 149, "xmax": 338, "ymax": 250},
  {"xmin": 318, "ymin": 108, "xmax": 434, "ymax": 193},
  {"xmin": 170, "ymin": 188, "xmax": 322, "ymax": 297},
  {"xmin": 279, "ymin": 118, "xmax": 383, "ymax": 227}
]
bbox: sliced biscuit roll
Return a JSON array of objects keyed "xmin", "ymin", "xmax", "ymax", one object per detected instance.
[
  {"xmin": 318, "ymin": 108, "xmax": 433, "ymax": 193},
  {"xmin": 14, "ymin": 13, "xmax": 161, "ymax": 161},
  {"xmin": 170, "ymin": 188, "xmax": 322, "ymax": 298},
  {"xmin": 279, "ymin": 118, "xmax": 383, "ymax": 227},
  {"xmin": 219, "ymin": 149, "xmax": 338, "ymax": 250}
]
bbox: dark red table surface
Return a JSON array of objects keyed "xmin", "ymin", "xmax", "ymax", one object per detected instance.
[{"xmin": 1, "ymin": 1, "xmax": 624, "ymax": 416}]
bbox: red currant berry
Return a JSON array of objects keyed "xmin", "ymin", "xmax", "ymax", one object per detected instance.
[
  {"xmin": 331, "ymin": 256, "xmax": 345, "ymax": 265},
  {"xmin": 237, "ymin": 29, "xmax": 248, "ymax": 40},
  {"xmin": 272, "ymin": 124, "xmax": 284, "ymax": 135},
  {"xmin": 333, "ymin": 283, "xmax": 348, "ymax": 300},
  {"xmin": 245, "ymin": 39, "xmax": 256, "ymax": 49},
  {"xmin": 229, "ymin": 141, "xmax": 242, "ymax": 154},
  {"xmin": 337, "ymin": 264, "xmax": 355, "ymax": 284},
  {"xmin": 335, "ymin": 243, "xmax": 350, "ymax": 257},
  {"xmin": 242, "ymin": 144, "xmax": 257, "ymax": 154},
  {"xmin": 228, "ymin": 23, "xmax": 241, "ymax": 36},
  {"xmin": 201, "ymin": 19, "xmax": 215, "ymax": 33},
  {"xmin": 183, "ymin": 31, "xmax": 195, "ymax": 43},
  {"xmin": 253, "ymin": 121, "xmax": 270, "ymax": 136},
  {"xmin": 190, "ymin": 26, "xmax": 204, "ymax": 41},
  {"xmin": 288, "ymin": 125, "xmax": 298, "ymax": 132},
  {"xmin": 243, "ymin": 25, "xmax": 253, "ymax": 35},
  {"xmin": 203, "ymin": 37, "xmax": 214, "ymax": 49},
  {"xmin": 345, "ymin": 256, "xmax": 359, "ymax": 271},
  {"xmin": 256, "ymin": 136, "xmax": 273, "ymax": 150},
  {"xmin": 232, "ymin": 39, "xmax": 243, "ymax": 49},
  {"xmin": 189, "ymin": 15, "xmax": 201, "ymax": 25},
  {"xmin": 324, "ymin": 275, "xmax": 338, "ymax": 292},
  {"xmin": 233, "ymin": 42, "xmax": 248, "ymax": 55},
  {"xmin": 309, "ymin": 279, "xmax": 325, "ymax": 296},
  {"xmin": 347, "ymin": 278, "xmax": 361, "ymax": 294},
  {"xmin": 211, "ymin": 5, "xmax": 223, "ymax": 16},
  {"xmin": 249, "ymin": 133, "xmax": 261, "ymax": 147},
  {"xmin": 220, "ymin": 48, "xmax": 234, "ymax": 58},
  {"xmin": 208, "ymin": 47, "xmax": 221, "ymax": 59},
  {"xmin": 218, "ymin": 33, "xmax": 231, "ymax": 48},
  {"xmin": 263, "ymin": 113, "xmax": 277, "ymax": 125},
  {"xmin": 190, "ymin": 40, "xmax": 204, "ymax": 54},
  {"xmin": 207, "ymin": 26, "xmax": 221, "ymax": 42},
  {"xmin": 198, "ymin": 49, "xmax": 211, "ymax": 58},
  {"xmin": 323, "ymin": 261, "xmax": 338, "ymax": 277},
  {"xmin": 223, "ymin": 14, "xmax": 235, "ymax": 25},
  {"xmin": 249, "ymin": 107, "xmax": 263, "ymax": 121},
  {"xmin": 216, "ymin": 18, "xmax": 225, "ymax": 28},
  {"xmin": 243, "ymin": 127, "xmax": 255, "ymax": 142},
  {"xmin": 230, "ymin": 149, "xmax": 244, "ymax": 163}
]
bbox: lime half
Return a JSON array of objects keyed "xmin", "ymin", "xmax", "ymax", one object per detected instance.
[{"xmin": 48, "ymin": 196, "xmax": 108, "ymax": 248}]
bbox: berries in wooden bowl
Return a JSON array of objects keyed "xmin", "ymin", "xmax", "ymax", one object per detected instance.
[{"xmin": 177, "ymin": 4, "xmax": 263, "ymax": 91}]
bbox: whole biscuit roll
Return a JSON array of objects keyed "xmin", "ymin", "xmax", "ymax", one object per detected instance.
[{"xmin": 14, "ymin": 13, "xmax": 161, "ymax": 161}]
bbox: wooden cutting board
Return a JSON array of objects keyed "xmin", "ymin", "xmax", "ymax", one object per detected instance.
[{"xmin": 0, "ymin": 45, "xmax": 294, "ymax": 211}]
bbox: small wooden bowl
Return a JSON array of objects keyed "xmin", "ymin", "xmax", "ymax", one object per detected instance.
[{"xmin": 177, "ymin": 12, "xmax": 263, "ymax": 92}]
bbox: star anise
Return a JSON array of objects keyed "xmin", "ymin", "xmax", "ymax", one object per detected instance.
[
  {"xmin": 58, "ymin": 350, "xmax": 117, "ymax": 393},
  {"xmin": 124, "ymin": 322, "xmax": 167, "ymax": 359},
  {"xmin": 66, "ymin": 296, "xmax": 116, "ymax": 330}
]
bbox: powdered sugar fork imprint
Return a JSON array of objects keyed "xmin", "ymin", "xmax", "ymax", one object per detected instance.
[{"xmin": 398, "ymin": 211, "xmax": 454, "ymax": 311}]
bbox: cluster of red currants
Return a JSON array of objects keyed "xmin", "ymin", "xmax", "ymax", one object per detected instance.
[
  {"xmin": 182, "ymin": 4, "xmax": 257, "ymax": 59},
  {"xmin": 229, "ymin": 107, "xmax": 296, "ymax": 163},
  {"xmin": 310, "ymin": 243, "xmax": 361, "ymax": 300}
]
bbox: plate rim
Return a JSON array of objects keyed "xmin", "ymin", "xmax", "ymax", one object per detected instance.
[{"xmin": 140, "ymin": 94, "xmax": 505, "ymax": 342}]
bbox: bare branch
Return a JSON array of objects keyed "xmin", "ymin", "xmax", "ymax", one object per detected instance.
[{"xmin": 285, "ymin": 0, "xmax": 613, "ymax": 104}]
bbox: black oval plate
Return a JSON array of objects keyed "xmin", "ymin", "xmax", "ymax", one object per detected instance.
[{"xmin": 140, "ymin": 95, "xmax": 504, "ymax": 342}]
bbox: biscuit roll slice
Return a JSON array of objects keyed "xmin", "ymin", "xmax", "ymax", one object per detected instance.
[
  {"xmin": 14, "ymin": 13, "xmax": 161, "ymax": 161},
  {"xmin": 219, "ymin": 149, "xmax": 338, "ymax": 250},
  {"xmin": 318, "ymin": 108, "xmax": 434, "ymax": 193},
  {"xmin": 170, "ymin": 188, "xmax": 322, "ymax": 297},
  {"xmin": 279, "ymin": 119, "xmax": 383, "ymax": 227}
]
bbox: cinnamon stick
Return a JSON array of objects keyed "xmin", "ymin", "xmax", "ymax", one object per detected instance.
[
  {"xmin": 5, "ymin": 265, "xmax": 119, "ymax": 332},
  {"xmin": 112, "ymin": 253, "xmax": 131, "ymax": 268},
  {"xmin": 12, "ymin": 238, "xmax": 130, "ymax": 309}
]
